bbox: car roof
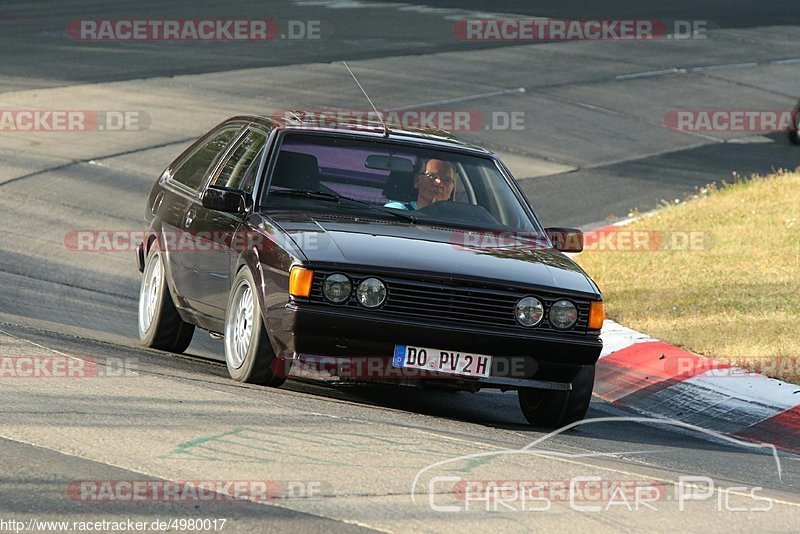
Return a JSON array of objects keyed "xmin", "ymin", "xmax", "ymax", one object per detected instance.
[{"xmin": 224, "ymin": 113, "xmax": 496, "ymax": 157}]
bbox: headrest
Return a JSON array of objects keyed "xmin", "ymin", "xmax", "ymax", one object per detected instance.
[
  {"xmin": 271, "ymin": 151, "xmax": 320, "ymax": 191},
  {"xmin": 382, "ymin": 169, "xmax": 416, "ymax": 202}
]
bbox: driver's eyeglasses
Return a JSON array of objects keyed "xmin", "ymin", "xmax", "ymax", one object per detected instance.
[{"xmin": 419, "ymin": 172, "xmax": 455, "ymax": 185}]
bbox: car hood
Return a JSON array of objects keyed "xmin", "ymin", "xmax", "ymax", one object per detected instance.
[{"xmin": 264, "ymin": 211, "xmax": 600, "ymax": 297}]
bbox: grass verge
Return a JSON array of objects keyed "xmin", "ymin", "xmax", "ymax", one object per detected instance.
[{"xmin": 576, "ymin": 170, "xmax": 800, "ymax": 383}]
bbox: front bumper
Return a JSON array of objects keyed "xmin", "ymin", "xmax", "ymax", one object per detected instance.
[{"xmin": 271, "ymin": 304, "xmax": 602, "ymax": 388}]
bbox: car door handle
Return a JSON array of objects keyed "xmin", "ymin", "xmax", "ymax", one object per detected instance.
[{"xmin": 184, "ymin": 208, "xmax": 197, "ymax": 227}]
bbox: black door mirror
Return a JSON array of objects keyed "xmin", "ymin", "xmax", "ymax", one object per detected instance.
[
  {"xmin": 545, "ymin": 227, "xmax": 583, "ymax": 253},
  {"xmin": 202, "ymin": 185, "xmax": 249, "ymax": 214}
]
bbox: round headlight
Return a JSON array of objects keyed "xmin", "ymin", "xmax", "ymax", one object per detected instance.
[
  {"xmin": 323, "ymin": 273, "xmax": 351, "ymax": 304},
  {"xmin": 549, "ymin": 299, "xmax": 578, "ymax": 329},
  {"xmin": 515, "ymin": 296, "xmax": 544, "ymax": 327},
  {"xmin": 356, "ymin": 277, "xmax": 386, "ymax": 308}
]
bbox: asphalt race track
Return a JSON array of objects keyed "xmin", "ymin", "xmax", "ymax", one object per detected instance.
[{"xmin": 0, "ymin": 1, "xmax": 798, "ymax": 532}]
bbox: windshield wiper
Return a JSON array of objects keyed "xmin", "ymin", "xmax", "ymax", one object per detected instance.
[
  {"xmin": 269, "ymin": 189, "xmax": 342, "ymax": 202},
  {"xmin": 269, "ymin": 189, "xmax": 417, "ymax": 223}
]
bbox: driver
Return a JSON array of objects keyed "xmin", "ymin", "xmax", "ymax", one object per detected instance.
[{"xmin": 385, "ymin": 159, "xmax": 455, "ymax": 210}]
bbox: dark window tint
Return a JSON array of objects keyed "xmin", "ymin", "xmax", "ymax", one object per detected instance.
[
  {"xmin": 212, "ymin": 130, "xmax": 268, "ymax": 194},
  {"xmin": 171, "ymin": 128, "xmax": 240, "ymax": 190},
  {"xmin": 261, "ymin": 134, "xmax": 541, "ymax": 234}
]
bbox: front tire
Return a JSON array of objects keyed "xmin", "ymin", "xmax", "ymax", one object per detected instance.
[
  {"xmin": 138, "ymin": 245, "xmax": 195, "ymax": 353},
  {"xmin": 789, "ymin": 102, "xmax": 800, "ymax": 145},
  {"xmin": 224, "ymin": 267, "xmax": 287, "ymax": 387},
  {"xmin": 518, "ymin": 365, "xmax": 595, "ymax": 427}
]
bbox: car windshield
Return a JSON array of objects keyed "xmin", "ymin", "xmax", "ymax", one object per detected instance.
[{"xmin": 260, "ymin": 133, "xmax": 544, "ymax": 236}]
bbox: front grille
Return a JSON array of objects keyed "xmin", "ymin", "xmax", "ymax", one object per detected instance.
[{"xmin": 307, "ymin": 270, "xmax": 590, "ymax": 334}]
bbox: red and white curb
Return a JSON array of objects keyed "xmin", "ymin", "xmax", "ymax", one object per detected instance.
[
  {"xmin": 579, "ymin": 221, "xmax": 799, "ymax": 454},
  {"xmin": 597, "ymin": 320, "xmax": 800, "ymax": 454}
]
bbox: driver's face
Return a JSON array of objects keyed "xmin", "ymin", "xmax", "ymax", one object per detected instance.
[{"xmin": 414, "ymin": 160, "xmax": 455, "ymax": 207}]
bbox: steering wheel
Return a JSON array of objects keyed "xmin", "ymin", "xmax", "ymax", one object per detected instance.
[{"xmin": 415, "ymin": 201, "xmax": 500, "ymax": 226}]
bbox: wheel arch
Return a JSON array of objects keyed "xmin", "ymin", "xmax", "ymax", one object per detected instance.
[{"xmin": 234, "ymin": 241, "xmax": 302, "ymax": 361}]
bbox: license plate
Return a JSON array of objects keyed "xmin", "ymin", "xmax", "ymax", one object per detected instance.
[{"xmin": 392, "ymin": 345, "xmax": 492, "ymax": 378}]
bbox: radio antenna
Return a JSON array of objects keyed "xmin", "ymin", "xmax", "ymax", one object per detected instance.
[{"xmin": 342, "ymin": 61, "xmax": 390, "ymax": 138}]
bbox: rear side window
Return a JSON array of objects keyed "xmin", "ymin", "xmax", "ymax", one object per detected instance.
[
  {"xmin": 212, "ymin": 129, "xmax": 268, "ymax": 194},
  {"xmin": 171, "ymin": 127, "xmax": 240, "ymax": 190}
]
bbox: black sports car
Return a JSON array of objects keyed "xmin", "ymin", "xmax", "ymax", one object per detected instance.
[{"xmin": 136, "ymin": 114, "xmax": 605, "ymax": 427}]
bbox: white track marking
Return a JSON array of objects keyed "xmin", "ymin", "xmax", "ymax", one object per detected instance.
[{"xmin": 386, "ymin": 87, "xmax": 526, "ymax": 111}]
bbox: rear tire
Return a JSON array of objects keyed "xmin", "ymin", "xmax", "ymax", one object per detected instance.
[
  {"xmin": 224, "ymin": 267, "xmax": 288, "ymax": 387},
  {"xmin": 138, "ymin": 245, "xmax": 195, "ymax": 353},
  {"xmin": 518, "ymin": 365, "xmax": 595, "ymax": 428}
]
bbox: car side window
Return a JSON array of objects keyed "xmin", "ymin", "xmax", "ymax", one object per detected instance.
[
  {"xmin": 212, "ymin": 130, "xmax": 268, "ymax": 194},
  {"xmin": 171, "ymin": 127, "xmax": 240, "ymax": 191}
]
